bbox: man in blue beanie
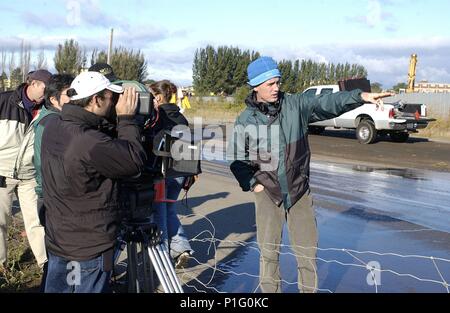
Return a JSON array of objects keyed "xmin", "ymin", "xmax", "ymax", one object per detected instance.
[{"xmin": 228, "ymin": 56, "xmax": 392, "ymax": 293}]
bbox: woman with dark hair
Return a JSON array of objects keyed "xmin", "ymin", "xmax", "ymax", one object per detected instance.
[{"xmin": 149, "ymin": 80, "xmax": 193, "ymax": 268}]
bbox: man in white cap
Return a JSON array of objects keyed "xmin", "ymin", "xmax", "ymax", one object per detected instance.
[{"xmin": 41, "ymin": 71, "xmax": 146, "ymax": 293}]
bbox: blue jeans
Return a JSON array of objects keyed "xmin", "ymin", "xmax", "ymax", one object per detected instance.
[
  {"xmin": 44, "ymin": 252, "xmax": 112, "ymax": 293},
  {"xmin": 153, "ymin": 177, "xmax": 192, "ymax": 259}
]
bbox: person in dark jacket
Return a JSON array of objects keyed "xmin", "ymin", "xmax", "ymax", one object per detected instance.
[
  {"xmin": 41, "ymin": 71, "xmax": 146, "ymax": 293},
  {"xmin": 33, "ymin": 74, "xmax": 73, "ymax": 291},
  {"xmin": 228, "ymin": 56, "xmax": 393, "ymax": 293},
  {"xmin": 0, "ymin": 69, "xmax": 52, "ymax": 271},
  {"xmin": 34, "ymin": 74, "xmax": 74, "ymax": 200},
  {"xmin": 149, "ymin": 80, "xmax": 193, "ymax": 268}
]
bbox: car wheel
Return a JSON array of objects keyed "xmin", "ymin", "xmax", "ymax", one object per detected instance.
[
  {"xmin": 356, "ymin": 120, "xmax": 377, "ymax": 144},
  {"xmin": 390, "ymin": 132, "xmax": 410, "ymax": 143}
]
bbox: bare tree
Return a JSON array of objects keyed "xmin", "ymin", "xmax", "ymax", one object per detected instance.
[
  {"xmin": 0, "ymin": 50, "xmax": 7, "ymax": 91},
  {"xmin": 20, "ymin": 40, "xmax": 25, "ymax": 81},
  {"xmin": 81, "ymin": 48, "xmax": 87, "ymax": 70},
  {"xmin": 19, "ymin": 40, "xmax": 31, "ymax": 81},
  {"xmin": 90, "ymin": 48, "xmax": 98, "ymax": 67},
  {"xmin": 25, "ymin": 46, "xmax": 31, "ymax": 76},
  {"xmin": 9, "ymin": 51, "xmax": 16, "ymax": 77},
  {"xmin": 6, "ymin": 50, "xmax": 22, "ymax": 89},
  {"xmin": 35, "ymin": 50, "xmax": 48, "ymax": 70},
  {"xmin": 1, "ymin": 49, "xmax": 6, "ymax": 74}
]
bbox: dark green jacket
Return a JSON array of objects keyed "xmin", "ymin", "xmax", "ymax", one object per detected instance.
[
  {"xmin": 33, "ymin": 104, "xmax": 60, "ymax": 198},
  {"xmin": 228, "ymin": 90, "xmax": 364, "ymax": 210}
]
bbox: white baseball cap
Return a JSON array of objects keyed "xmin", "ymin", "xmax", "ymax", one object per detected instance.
[{"xmin": 70, "ymin": 71, "xmax": 123, "ymax": 100}]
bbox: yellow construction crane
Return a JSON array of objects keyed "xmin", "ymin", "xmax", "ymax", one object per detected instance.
[{"xmin": 407, "ymin": 54, "xmax": 418, "ymax": 93}]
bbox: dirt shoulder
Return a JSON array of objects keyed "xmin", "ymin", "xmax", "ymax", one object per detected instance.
[{"xmin": 308, "ymin": 129, "xmax": 450, "ymax": 172}]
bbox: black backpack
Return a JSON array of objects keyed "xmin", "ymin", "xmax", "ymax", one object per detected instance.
[{"xmin": 152, "ymin": 130, "xmax": 202, "ymax": 178}]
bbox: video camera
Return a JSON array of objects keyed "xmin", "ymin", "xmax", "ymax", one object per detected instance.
[
  {"xmin": 111, "ymin": 80, "xmax": 158, "ymax": 220},
  {"xmin": 113, "ymin": 80, "xmax": 156, "ymax": 127}
]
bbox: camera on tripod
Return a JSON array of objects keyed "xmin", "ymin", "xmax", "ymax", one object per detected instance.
[
  {"xmin": 113, "ymin": 80, "xmax": 157, "ymax": 221},
  {"xmin": 111, "ymin": 81, "xmax": 201, "ymax": 293}
]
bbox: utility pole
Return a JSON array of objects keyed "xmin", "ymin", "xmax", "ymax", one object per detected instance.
[
  {"xmin": 20, "ymin": 39, "xmax": 25, "ymax": 82},
  {"xmin": 107, "ymin": 28, "xmax": 114, "ymax": 65}
]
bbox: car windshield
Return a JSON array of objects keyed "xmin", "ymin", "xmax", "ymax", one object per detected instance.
[
  {"xmin": 320, "ymin": 88, "xmax": 334, "ymax": 95},
  {"xmin": 303, "ymin": 89, "xmax": 317, "ymax": 97}
]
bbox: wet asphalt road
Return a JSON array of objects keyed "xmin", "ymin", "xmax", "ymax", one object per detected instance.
[
  {"xmin": 178, "ymin": 130, "xmax": 450, "ymax": 293},
  {"xmin": 210, "ymin": 160, "xmax": 450, "ymax": 293}
]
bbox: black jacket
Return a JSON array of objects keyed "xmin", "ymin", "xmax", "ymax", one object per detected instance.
[
  {"xmin": 150, "ymin": 103, "xmax": 189, "ymax": 159},
  {"xmin": 153, "ymin": 103, "xmax": 189, "ymax": 133},
  {"xmin": 0, "ymin": 84, "xmax": 31, "ymax": 126},
  {"xmin": 0, "ymin": 84, "xmax": 39, "ymax": 179},
  {"xmin": 41, "ymin": 104, "xmax": 146, "ymax": 260}
]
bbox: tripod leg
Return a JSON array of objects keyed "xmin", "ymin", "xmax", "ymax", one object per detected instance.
[
  {"xmin": 148, "ymin": 252, "xmax": 156, "ymax": 292},
  {"xmin": 148, "ymin": 245, "xmax": 175, "ymax": 293},
  {"xmin": 156, "ymin": 244, "xmax": 184, "ymax": 293},
  {"xmin": 140, "ymin": 242, "xmax": 154, "ymax": 293},
  {"xmin": 127, "ymin": 241, "xmax": 140, "ymax": 293}
]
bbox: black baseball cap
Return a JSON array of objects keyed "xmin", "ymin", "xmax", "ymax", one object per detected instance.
[
  {"xmin": 27, "ymin": 69, "xmax": 52, "ymax": 85},
  {"xmin": 88, "ymin": 63, "xmax": 118, "ymax": 82}
]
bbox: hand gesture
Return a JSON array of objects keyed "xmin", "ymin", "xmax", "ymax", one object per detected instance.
[{"xmin": 361, "ymin": 92, "xmax": 395, "ymax": 111}]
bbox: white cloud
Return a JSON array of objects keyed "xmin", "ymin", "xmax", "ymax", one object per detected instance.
[
  {"xmin": 1, "ymin": 30, "xmax": 449, "ymax": 89},
  {"xmin": 171, "ymin": 36, "xmax": 450, "ymax": 88},
  {"xmin": 148, "ymin": 66, "xmax": 192, "ymax": 87},
  {"xmin": 143, "ymin": 46, "xmax": 196, "ymax": 85},
  {"xmin": 418, "ymin": 67, "xmax": 450, "ymax": 83},
  {"xmin": 21, "ymin": 12, "xmax": 67, "ymax": 29},
  {"xmin": 15, "ymin": 0, "xmax": 126, "ymax": 30},
  {"xmin": 347, "ymin": 0, "xmax": 398, "ymax": 32},
  {"xmin": 367, "ymin": 0, "xmax": 382, "ymax": 27},
  {"xmin": 261, "ymin": 37, "xmax": 450, "ymax": 88},
  {"xmin": 0, "ymin": 35, "xmax": 106, "ymax": 51}
]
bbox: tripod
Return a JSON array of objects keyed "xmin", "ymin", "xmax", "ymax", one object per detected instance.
[{"xmin": 115, "ymin": 217, "xmax": 184, "ymax": 293}]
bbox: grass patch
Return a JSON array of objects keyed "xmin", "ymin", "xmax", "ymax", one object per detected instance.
[
  {"xmin": 0, "ymin": 215, "xmax": 42, "ymax": 293},
  {"xmin": 417, "ymin": 110, "xmax": 450, "ymax": 139},
  {"xmin": 184, "ymin": 98, "xmax": 244, "ymax": 124}
]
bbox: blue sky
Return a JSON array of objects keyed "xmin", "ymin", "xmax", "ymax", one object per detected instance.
[{"xmin": 1, "ymin": 0, "xmax": 449, "ymax": 88}]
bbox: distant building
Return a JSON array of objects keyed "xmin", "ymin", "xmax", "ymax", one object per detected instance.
[
  {"xmin": 415, "ymin": 81, "xmax": 450, "ymax": 93},
  {"xmin": 181, "ymin": 86, "xmax": 195, "ymax": 96},
  {"xmin": 184, "ymin": 86, "xmax": 194, "ymax": 93}
]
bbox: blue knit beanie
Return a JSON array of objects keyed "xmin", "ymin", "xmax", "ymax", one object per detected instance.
[{"xmin": 247, "ymin": 56, "xmax": 281, "ymax": 87}]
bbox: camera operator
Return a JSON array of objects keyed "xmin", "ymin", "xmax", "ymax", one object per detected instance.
[{"xmin": 41, "ymin": 71, "xmax": 146, "ymax": 293}]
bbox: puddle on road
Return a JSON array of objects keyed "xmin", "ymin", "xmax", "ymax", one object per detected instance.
[
  {"xmin": 208, "ymin": 162, "xmax": 450, "ymax": 293},
  {"xmin": 352, "ymin": 165, "xmax": 427, "ymax": 181},
  {"xmin": 212, "ymin": 212, "xmax": 450, "ymax": 293}
]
